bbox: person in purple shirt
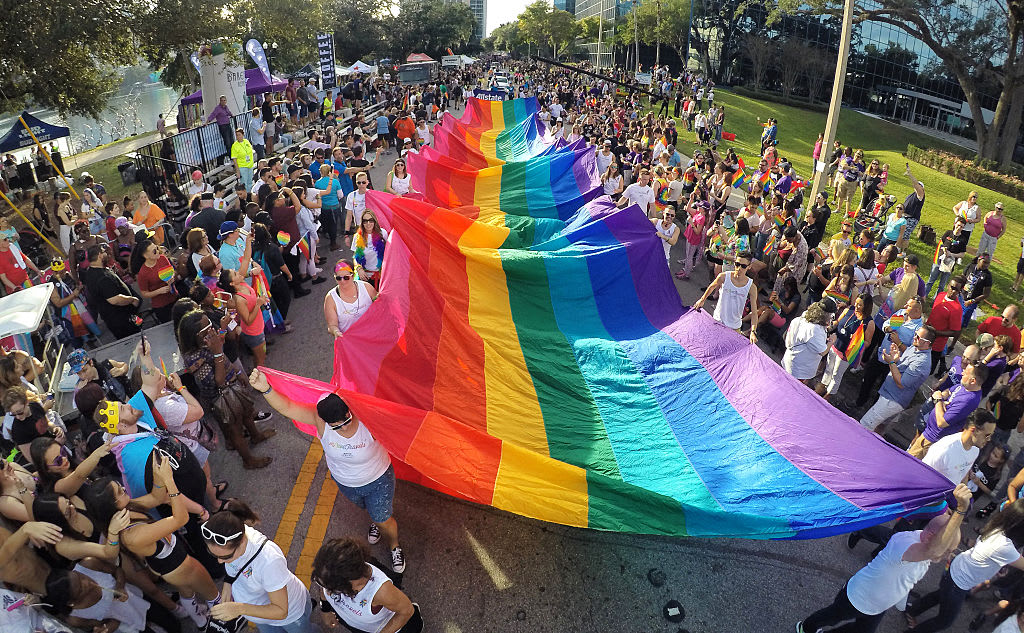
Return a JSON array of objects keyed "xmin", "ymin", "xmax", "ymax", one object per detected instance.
[
  {"xmin": 207, "ymin": 95, "xmax": 235, "ymax": 156},
  {"xmin": 909, "ymin": 362, "xmax": 987, "ymax": 459}
]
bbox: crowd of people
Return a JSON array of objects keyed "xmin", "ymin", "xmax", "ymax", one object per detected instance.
[{"xmin": 0, "ymin": 57, "xmax": 1021, "ymax": 633}]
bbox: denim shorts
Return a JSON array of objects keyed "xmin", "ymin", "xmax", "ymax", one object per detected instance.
[
  {"xmin": 333, "ymin": 465, "xmax": 395, "ymax": 523},
  {"xmin": 240, "ymin": 331, "xmax": 266, "ymax": 349}
]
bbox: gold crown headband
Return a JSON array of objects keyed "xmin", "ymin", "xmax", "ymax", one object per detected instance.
[{"xmin": 98, "ymin": 401, "xmax": 120, "ymax": 433}]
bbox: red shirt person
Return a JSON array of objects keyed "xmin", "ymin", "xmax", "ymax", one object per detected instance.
[
  {"xmin": 0, "ymin": 234, "xmax": 40, "ymax": 291},
  {"xmin": 927, "ymin": 277, "xmax": 965, "ymax": 373},
  {"xmin": 978, "ymin": 305, "xmax": 1022, "ymax": 354}
]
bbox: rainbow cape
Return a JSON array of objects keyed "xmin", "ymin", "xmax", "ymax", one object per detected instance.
[
  {"xmin": 844, "ymin": 323, "xmax": 867, "ymax": 365},
  {"xmin": 262, "ymin": 97, "xmax": 952, "ymax": 539}
]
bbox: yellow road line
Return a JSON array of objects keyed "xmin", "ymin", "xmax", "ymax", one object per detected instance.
[
  {"xmin": 294, "ymin": 475, "xmax": 339, "ymax": 584},
  {"xmin": 273, "ymin": 440, "xmax": 324, "ymax": 556}
]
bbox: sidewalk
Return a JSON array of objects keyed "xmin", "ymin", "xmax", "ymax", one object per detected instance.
[{"xmin": 62, "ymin": 128, "xmax": 174, "ymax": 171}]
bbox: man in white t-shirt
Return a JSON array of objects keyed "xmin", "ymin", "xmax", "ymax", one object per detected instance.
[
  {"xmin": 798, "ymin": 484, "xmax": 972, "ymax": 633},
  {"xmin": 617, "ymin": 168, "xmax": 657, "ymax": 217},
  {"xmin": 923, "ymin": 410, "xmax": 996, "ymax": 484}
]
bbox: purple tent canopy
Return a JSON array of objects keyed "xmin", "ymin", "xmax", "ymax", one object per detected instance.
[{"xmin": 180, "ymin": 68, "xmax": 289, "ymax": 106}]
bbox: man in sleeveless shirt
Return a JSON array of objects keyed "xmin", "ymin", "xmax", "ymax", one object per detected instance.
[{"xmin": 693, "ymin": 251, "xmax": 759, "ymax": 345}]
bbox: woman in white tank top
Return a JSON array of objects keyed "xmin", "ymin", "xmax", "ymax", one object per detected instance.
[
  {"xmin": 324, "ymin": 261, "xmax": 379, "ymax": 338},
  {"xmin": 385, "ymin": 159, "xmax": 414, "ymax": 196},
  {"xmin": 247, "ymin": 370, "xmax": 406, "ymax": 574},
  {"xmin": 312, "ymin": 538, "xmax": 422, "ymax": 633}
]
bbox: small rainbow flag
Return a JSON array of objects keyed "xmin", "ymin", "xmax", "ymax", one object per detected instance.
[
  {"xmin": 157, "ymin": 265, "xmax": 174, "ymax": 283},
  {"xmin": 682, "ymin": 170, "xmax": 696, "ymax": 185},
  {"xmin": 159, "ymin": 357, "xmax": 168, "ymax": 377},
  {"xmin": 730, "ymin": 158, "xmax": 747, "ymax": 188},
  {"xmin": 888, "ymin": 314, "xmax": 906, "ymax": 330},
  {"xmin": 825, "ymin": 290, "xmax": 851, "ymax": 305},
  {"xmin": 994, "ymin": 400, "xmax": 1002, "ymax": 420},
  {"xmin": 708, "ymin": 234, "xmax": 724, "ymax": 253},
  {"xmin": 277, "ymin": 231, "xmax": 291, "ymax": 247},
  {"xmin": 933, "ymin": 244, "xmax": 943, "ymax": 265},
  {"xmin": 758, "ymin": 170, "xmax": 771, "ymax": 186},
  {"xmin": 772, "ymin": 213, "xmax": 787, "ymax": 230},
  {"xmin": 297, "ymin": 234, "xmax": 312, "ymax": 260},
  {"xmin": 771, "ymin": 297, "xmax": 784, "ymax": 314},
  {"xmin": 814, "ymin": 246, "xmax": 827, "ymax": 261},
  {"xmin": 762, "ymin": 232, "xmax": 776, "ymax": 257},
  {"xmin": 844, "ymin": 323, "xmax": 866, "ymax": 365}
]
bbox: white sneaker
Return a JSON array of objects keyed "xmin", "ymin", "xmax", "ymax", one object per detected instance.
[
  {"xmin": 391, "ymin": 546, "xmax": 406, "ymax": 573},
  {"xmin": 367, "ymin": 522, "xmax": 381, "ymax": 545}
]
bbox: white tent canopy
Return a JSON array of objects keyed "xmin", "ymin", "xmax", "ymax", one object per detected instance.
[
  {"xmin": 337, "ymin": 61, "xmax": 377, "ymax": 75},
  {"xmin": 461, "ymin": 55, "xmax": 476, "ymax": 64}
]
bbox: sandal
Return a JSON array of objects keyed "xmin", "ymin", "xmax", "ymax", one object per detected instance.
[
  {"xmin": 213, "ymin": 496, "xmax": 236, "ymax": 512},
  {"xmin": 214, "ymin": 481, "xmax": 229, "ymax": 499}
]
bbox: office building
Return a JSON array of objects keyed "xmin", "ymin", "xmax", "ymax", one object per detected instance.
[
  {"xmin": 693, "ymin": 0, "xmax": 1021, "ymax": 155},
  {"xmin": 554, "ymin": 0, "xmax": 576, "ymax": 14},
  {"xmin": 465, "ymin": 0, "xmax": 487, "ymax": 42},
  {"xmin": 575, "ymin": 0, "xmax": 632, "ymax": 67}
]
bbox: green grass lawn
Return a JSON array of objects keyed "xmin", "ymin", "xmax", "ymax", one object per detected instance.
[{"xmin": 706, "ymin": 88, "xmax": 1024, "ymax": 332}]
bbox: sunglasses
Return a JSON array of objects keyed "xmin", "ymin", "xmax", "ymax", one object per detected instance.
[
  {"xmin": 735, "ymin": 261, "xmax": 750, "ymax": 268},
  {"xmin": 335, "ymin": 274, "xmax": 353, "ymax": 281},
  {"xmin": 362, "ymin": 218, "xmax": 375, "ymax": 224},
  {"xmin": 201, "ymin": 523, "xmax": 244, "ymax": 548},
  {"xmin": 328, "ymin": 413, "xmax": 354, "ymax": 430},
  {"xmin": 49, "ymin": 446, "xmax": 70, "ymax": 467}
]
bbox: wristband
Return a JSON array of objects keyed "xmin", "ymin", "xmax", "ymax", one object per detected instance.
[
  {"xmin": 258, "ymin": 386, "xmax": 272, "ymax": 395},
  {"xmin": 107, "ymin": 540, "xmax": 119, "ymax": 546},
  {"xmin": 955, "ymin": 509, "xmax": 968, "ymax": 516},
  {"xmin": 168, "ymin": 492, "xmax": 181, "ymax": 498}
]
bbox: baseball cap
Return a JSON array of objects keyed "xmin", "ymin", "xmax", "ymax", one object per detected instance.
[
  {"xmin": 67, "ymin": 348, "xmax": 89, "ymax": 374},
  {"xmin": 218, "ymin": 221, "xmax": 239, "ymax": 239},
  {"xmin": 977, "ymin": 333, "xmax": 996, "ymax": 349},
  {"xmin": 995, "ymin": 202, "xmax": 1005, "ymax": 209},
  {"xmin": 402, "ymin": 138, "xmax": 412, "ymax": 144},
  {"xmin": 903, "ymin": 253, "xmax": 920, "ymax": 267}
]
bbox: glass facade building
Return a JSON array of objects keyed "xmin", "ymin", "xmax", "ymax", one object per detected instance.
[
  {"xmin": 575, "ymin": 0, "xmax": 634, "ymax": 67},
  {"xmin": 554, "ymin": 0, "xmax": 576, "ymax": 14},
  {"xmin": 692, "ymin": 0, "xmax": 1018, "ymax": 151},
  {"xmin": 462, "ymin": 0, "xmax": 486, "ymax": 42}
]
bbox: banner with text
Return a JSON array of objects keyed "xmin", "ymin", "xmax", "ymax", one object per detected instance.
[{"xmin": 317, "ymin": 33, "xmax": 337, "ymax": 90}]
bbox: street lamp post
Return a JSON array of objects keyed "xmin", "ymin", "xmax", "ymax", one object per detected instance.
[
  {"xmin": 262, "ymin": 41, "xmax": 279, "ymax": 74},
  {"xmin": 808, "ymin": 0, "xmax": 855, "ymax": 205},
  {"xmin": 597, "ymin": 0, "xmax": 605, "ymax": 69}
]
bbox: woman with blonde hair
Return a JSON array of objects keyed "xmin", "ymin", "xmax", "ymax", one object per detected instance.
[
  {"xmin": 186, "ymin": 227, "xmax": 217, "ymax": 280},
  {"xmin": 385, "ymin": 158, "xmax": 414, "ymax": 196},
  {"xmin": 353, "ymin": 211, "xmax": 388, "ymax": 289}
]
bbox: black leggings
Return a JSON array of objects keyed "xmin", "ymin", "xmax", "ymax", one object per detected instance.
[{"xmin": 803, "ymin": 583, "xmax": 883, "ymax": 633}]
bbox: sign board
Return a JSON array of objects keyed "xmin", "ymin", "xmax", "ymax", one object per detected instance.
[
  {"xmin": 441, "ymin": 55, "xmax": 462, "ymax": 68},
  {"xmin": 473, "ymin": 88, "xmax": 507, "ymax": 101},
  {"xmin": 634, "ymin": 72, "xmax": 653, "ymax": 85},
  {"xmin": 317, "ymin": 33, "xmax": 337, "ymax": 89}
]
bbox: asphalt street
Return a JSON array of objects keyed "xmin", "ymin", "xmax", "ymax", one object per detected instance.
[{"xmin": 198, "ymin": 106, "xmax": 994, "ymax": 633}]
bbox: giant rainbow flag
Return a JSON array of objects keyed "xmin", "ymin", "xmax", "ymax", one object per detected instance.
[{"xmin": 264, "ymin": 97, "xmax": 952, "ymax": 539}]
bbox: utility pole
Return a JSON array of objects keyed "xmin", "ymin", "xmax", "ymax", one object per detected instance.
[
  {"xmin": 809, "ymin": 0, "xmax": 855, "ymax": 204},
  {"xmin": 633, "ymin": 0, "xmax": 640, "ymax": 73},
  {"xmin": 597, "ymin": 0, "xmax": 604, "ymax": 69},
  {"xmin": 655, "ymin": 0, "xmax": 661, "ymax": 70}
]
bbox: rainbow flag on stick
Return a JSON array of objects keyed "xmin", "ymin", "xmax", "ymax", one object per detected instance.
[
  {"xmin": 772, "ymin": 213, "xmax": 787, "ymax": 230},
  {"xmin": 730, "ymin": 158, "xmax": 747, "ymax": 188},
  {"xmin": 825, "ymin": 290, "xmax": 851, "ymax": 305},
  {"xmin": 297, "ymin": 234, "xmax": 312, "ymax": 260},
  {"xmin": 762, "ymin": 232, "xmax": 776, "ymax": 258},
  {"xmin": 771, "ymin": 297, "xmax": 784, "ymax": 314},
  {"xmin": 933, "ymin": 244, "xmax": 943, "ymax": 265},
  {"xmin": 814, "ymin": 246, "xmax": 827, "ymax": 261},
  {"xmin": 757, "ymin": 170, "xmax": 771, "ymax": 186},
  {"xmin": 682, "ymin": 170, "xmax": 696, "ymax": 185}
]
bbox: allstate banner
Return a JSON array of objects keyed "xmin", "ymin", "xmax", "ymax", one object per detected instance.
[
  {"xmin": 245, "ymin": 39, "xmax": 272, "ymax": 83},
  {"xmin": 473, "ymin": 88, "xmax": 507, "ymax": 101}
]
